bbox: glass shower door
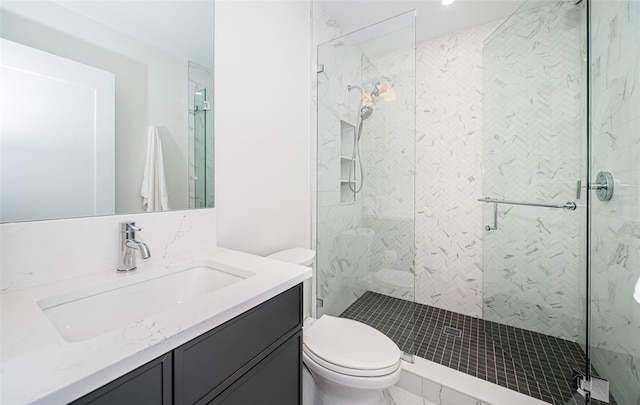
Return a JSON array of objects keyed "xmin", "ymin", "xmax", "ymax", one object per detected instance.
[
  {"xmin": 483, "ymin": 0, "xmax": 638, "ymax": 403},
  {"xmin": 587, "ymin": 1, "xmax": 640, "ymax": 404},
  {"xmin": 315, "ymin": 11, "xmax": 417, "ymax": 358},
  {"xmin": 193, "ymin": 87, "xmax": 213, "ymax": 208},
  {"xmin": 482, "ymin": 1, "xmax": 589, "ymax": 403}
]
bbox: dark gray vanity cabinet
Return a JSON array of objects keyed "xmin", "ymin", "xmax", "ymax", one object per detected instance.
[
  {"xmin": 208, "ymin": 331, "xmax": 302, "ymax": 405},
  {"xmin": 70, "ymin": 284, "xmax": 303, "ymax": 405},
  {"xmin": 70, "ymin": 354, "xmax": 173, "ymax": 405}
]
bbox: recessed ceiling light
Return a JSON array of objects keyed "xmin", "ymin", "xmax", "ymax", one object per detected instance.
[{"xmin": 442, "ymin": 0, "xmax": 455, "ymax": 5}]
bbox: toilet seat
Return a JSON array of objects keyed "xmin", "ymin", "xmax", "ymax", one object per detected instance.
[
  {"xmin": 303, "ymin": 315, "xmax": 401, "ymax": 377},
  {"xmin": 303, "ymin": 346, "xmax": 400, "ymax": 377},
  {"xmin": 303, "ymin": 350, "xmax": 402, "ymax": 391}
]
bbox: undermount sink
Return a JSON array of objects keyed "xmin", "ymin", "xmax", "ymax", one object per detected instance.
[{"xmin": 37, "ymin": 260, "xmax": 255, "ymax": 342}]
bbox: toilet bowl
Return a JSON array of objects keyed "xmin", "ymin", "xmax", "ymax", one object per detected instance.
[
  {"xmin": 267, "ymin": 248, "xmax": 402, "ymax": 405},
  {"xmin": 303, "ymin": 315, "xmax": 402, "ymax": 405}
]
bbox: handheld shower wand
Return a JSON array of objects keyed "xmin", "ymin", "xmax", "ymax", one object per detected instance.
[
  {"xmin": 347, "ymin": 85, "xmax": 375, "ymax": 194},
  {"xmin": 345, "ymin": 80, "xmax": 394, "ymax": 194}
]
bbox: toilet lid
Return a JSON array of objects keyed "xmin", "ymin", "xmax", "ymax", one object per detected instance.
[
  {"xmin": 267, "ymin": 248, "xmax": 315, "ymax": 266},
  {"xmin": 303, "ymin": 315, "xmax": 401, "ymax": 374}
]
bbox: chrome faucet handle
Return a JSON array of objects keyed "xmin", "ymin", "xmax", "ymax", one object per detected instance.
[
  {"xmin": 119, "ymin": 221, "xmax": 141, "ymax": 236},
  {"xmin": 120, "ymin": 221, "xmax": 135, "ymax": 231}
]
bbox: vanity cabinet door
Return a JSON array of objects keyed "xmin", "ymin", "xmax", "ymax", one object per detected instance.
[
  {"xmin": 70, "ymin": 353, "xmax": 172, "ymax": 405},
  {"xmin": 208, "ymin": 331, "xmax": 302, "ymax": 405},
  {"xmin": 68, "ymin": 284, "xmax": 302, "ymax": 405},
  {"xmin": 173, "ymin": 284, "xmax": 302, "ymax": 405}
]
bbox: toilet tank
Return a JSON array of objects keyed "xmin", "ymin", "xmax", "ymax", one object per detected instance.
[
  {"xmin": 267, "ymin": 248, "xmax": 316, "ymax": 320},
  {"xmin": 267, "ymin": 248, "xmax": 315, "ymax": 267}
]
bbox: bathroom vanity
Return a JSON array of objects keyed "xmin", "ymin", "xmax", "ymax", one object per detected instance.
[
  {"xmin": 72, "ymin": 285, "xmax": 302, "ymax": 405},
  {"xmin": 0, "ymin": 247, "xmax": 310, "ymax": 404}
]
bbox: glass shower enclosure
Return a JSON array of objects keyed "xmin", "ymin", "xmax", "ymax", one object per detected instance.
[
  {"xmin": 192, "ymin": 87, "xmax": 214, "ymax": 208},
  {"xmin": 315, "ymin": 11, "xmax": 417, "ymax": 358},
  {"xmin": 482, "ymin": 0, "xmax": 639, "ymax": 404},
  {"xmin": 315, "ymin": 1, "xmax": 638, "ymax": 403}
]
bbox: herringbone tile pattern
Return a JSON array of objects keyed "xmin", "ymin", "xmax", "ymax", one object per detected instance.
[
  {"xmin": 482, "ymin": 2, "xmax": 585, "ymax": 341},
  {"xmin": 588, "ymin": 1, "xmax": 640, "ymax": 402},
  {"xmin": 414, "ymin": 21, "xmax": 501, "ymax": 318}
]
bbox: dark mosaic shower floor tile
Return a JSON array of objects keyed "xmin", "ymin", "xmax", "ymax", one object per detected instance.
[{"xmin": 340, "ymin": 291, "xmax": 615, "ymax": 405}]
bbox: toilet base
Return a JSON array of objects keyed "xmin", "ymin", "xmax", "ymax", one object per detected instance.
[{"xmin": 303, "ymin": 365, "xmax": 317, "ymax": 405}]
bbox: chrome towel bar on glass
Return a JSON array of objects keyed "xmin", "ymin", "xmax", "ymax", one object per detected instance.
[
  {"xmin": 478, "ymin": 197, "xmax": 577, "ymax": 232},
  {"xmin": 477, "ymin": 198, "xmax": 577, "ymax": 210}
]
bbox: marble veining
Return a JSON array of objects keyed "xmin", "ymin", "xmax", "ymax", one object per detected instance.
[
  {"xmin": 0, "ymin": 247, "xmax": 310, "ymax": 404},
  {"xmin": 359, "ymin": 44, "xmax": 416, "ymax": 302},
  {"xmin": 482, "ymin": 2, "xmax": 584, "ymax": 341},
  {"xmin": 315, "ymin": 5, "xmax": 371, "ymax": 317},
  {"xmin": 0, "ymin": 208, "xmax": 217, "ymax": 293},
  {"xmin": 314, "ymin": 5, "xmax": 418, "ymax": 317},
  {"xmin": 589, "ymin": 1, "xmax": 640, "ymax": 403},
  {"xmin": 414, "ymin": 21, "xmax": 500, "ymax": 318},
  {"xmin": 399, "ymin": 357, "xmax": 547, "ymax": 405},
  {"xmin": 313, "ymin": 8, "xmax": 638, "ymax": 404}
]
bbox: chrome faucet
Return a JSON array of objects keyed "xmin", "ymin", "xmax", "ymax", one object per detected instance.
[{"xmin": 118, "ymin": 221, "xmax": 151, "ymax": 271}]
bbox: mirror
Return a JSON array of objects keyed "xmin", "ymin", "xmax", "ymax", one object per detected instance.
[{"xmin": 0, "ymin": 0, "xmax": 214, "ymax": 223}]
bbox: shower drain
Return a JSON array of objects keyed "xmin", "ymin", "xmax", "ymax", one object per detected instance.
[{"xmin": 443, "ymin": 326, "xmax": 463, "ymax": 338}]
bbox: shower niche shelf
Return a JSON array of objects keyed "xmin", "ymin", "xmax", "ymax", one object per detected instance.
[
  {"xmin": 340, "ymin": 183, "xmax": 355, "ymax": 204},
  {"xmin": 340, "ymin": 121, "xmax": 356, "ymax": 205}
]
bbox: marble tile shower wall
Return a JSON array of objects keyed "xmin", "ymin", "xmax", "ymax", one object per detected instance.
[
  {"xmin": 589, "ymin": 1, "xmax": 640, "ymax": 403},
  {"xmin": 482, "ymin": 2, "xmax": 584, "ymax": 341},
  {"xmin": 188, "ymin": 61, "xmax": 214, "ymax": 209},
  {"xmin": 414, "ymin": 21, "xmax": 500, "ymax": 318},
  {"xmin": 315, "ymin": 24, "xmax": 372, "ymax": 316},
  {"xmin": 313, "ymin": 4, "xmax": 594, "ymax": 345},
  {"xmin": 360, "ymin": 46, "xmax": 416, "ymax": 300}
]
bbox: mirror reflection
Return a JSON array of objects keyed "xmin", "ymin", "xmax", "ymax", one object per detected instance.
[{"xmin": 0, "ymin": 0, "xmax": 214, "ymax": 223}]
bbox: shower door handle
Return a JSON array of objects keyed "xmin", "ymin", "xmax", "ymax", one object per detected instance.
[
  {"xmin": 576, "ymin": 171, "xmax": 614, "ymax": 201},
  {"xmin": 485, "ymin": 202, "xmax": 498, "ymax": 231}
]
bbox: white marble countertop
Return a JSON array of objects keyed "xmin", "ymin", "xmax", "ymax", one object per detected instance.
[{"xmin": 0, "ymin": 247, "xmax": 311, "ymax": 405}]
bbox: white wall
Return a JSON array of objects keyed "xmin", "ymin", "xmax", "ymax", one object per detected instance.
[{"xmin": 214, "ymin": 0, "xmax": 311, "ymax": 256}]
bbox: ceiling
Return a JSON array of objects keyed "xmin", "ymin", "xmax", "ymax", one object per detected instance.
[
  {"xmin": 26, "ymin": 0, "xmax": 524, "ymax": 67},
  {"xmin": 318, "ymin": 0, "xmax": 526, "ymax": 44}
]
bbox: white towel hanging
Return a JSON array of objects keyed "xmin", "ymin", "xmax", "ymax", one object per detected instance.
[{"xmin": 140, "ymin": 127, "xmax": 170, "ymax": 211}]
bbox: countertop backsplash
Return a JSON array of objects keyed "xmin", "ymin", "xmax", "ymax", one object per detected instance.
[{"xmin": 0, "ymin": 208, "xmax": 217, "ymax": 293}]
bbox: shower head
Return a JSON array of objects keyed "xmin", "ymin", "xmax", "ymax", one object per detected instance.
[{"xmin": 360, "ymin": 105, "xmax": 373, "ymax": 120}]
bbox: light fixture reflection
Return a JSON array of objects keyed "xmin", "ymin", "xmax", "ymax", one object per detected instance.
[{"xmin": 442, "ymin": 0, "xmax": 455, "ymax": 5}]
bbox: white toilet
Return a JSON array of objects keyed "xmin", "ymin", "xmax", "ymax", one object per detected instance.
[{"xmin": 267, "ymin": 248, "xmax": 402, "ymax": 405}]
